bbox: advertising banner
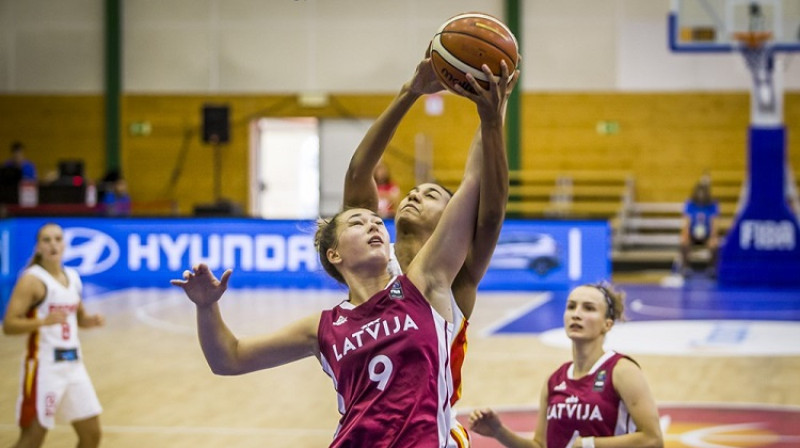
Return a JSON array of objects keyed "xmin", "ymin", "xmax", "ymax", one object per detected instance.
[{"xmin": 0, "ymin": 218, "xmax": 609, "ymax": 317}]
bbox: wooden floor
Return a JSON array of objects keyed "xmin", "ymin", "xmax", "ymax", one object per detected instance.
[{"xmin": 1, "ymin": 284, "xmax": 798, "ymax": 447}]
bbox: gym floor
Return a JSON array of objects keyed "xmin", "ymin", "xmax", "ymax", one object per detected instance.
[{"xmin": 1, "ymin": 275, "xmax": 798, "ymax": 447}]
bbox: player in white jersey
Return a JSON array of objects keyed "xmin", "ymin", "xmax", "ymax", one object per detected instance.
[
  {"xmin": 468, "ymin": 283, "xmax": 663, "ymax": 448},
  {"xmin": 3, "ymin": 223, "xmax": 104, "ymax": 448},
  {"xmin": 343, "ymin": 55, "xmax": 518, "ymax": 448}
]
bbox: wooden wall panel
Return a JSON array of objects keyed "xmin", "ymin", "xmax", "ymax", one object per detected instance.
[
  {"xmin": 2, "ymin": 92, "xmax": 798, "ymax": 215},
  {"xmin": 0, "ymin": 95, "xmax": 105, "ymax": 182}
]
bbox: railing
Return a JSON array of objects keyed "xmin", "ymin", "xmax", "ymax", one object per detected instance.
[{"xmin": 433, "ymin": 169, "xmax": 635, "ymax": 220}]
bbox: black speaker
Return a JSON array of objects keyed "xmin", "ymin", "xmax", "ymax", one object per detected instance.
[
  {"xmin": 202, "ymin": 104, "xmax": 230, "ymax": 144},
  {"xmin": 193, "ymin": 200, "xmax": 243, "ymax": 217}
]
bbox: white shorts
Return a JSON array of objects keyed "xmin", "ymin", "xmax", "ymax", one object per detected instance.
[{"xmin": 16, "ymin": 357, "xmax": 102, "ymax": 429}]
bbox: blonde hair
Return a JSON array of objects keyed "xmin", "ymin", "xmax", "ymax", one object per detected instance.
[{"xmin": 26, "ymin": 222, "xmax": 61, "ymax": 268}]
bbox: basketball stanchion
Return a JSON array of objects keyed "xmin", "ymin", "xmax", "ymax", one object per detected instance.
[{"xmin": 715, "ymin": 30, "xmax": 800, "ymax": 286}]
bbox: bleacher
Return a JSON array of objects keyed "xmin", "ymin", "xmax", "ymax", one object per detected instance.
[
  {"xmin": 433, "ymin": 169, "xmax": 634, "ymax": 220},
  {"xmin": 612, "ymin": 171, "xmax": 745, "ymax": 270}
]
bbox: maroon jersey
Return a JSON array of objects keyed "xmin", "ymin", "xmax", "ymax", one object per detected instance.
[
  {"xmin": 545, "ymin": 351, "xmax": 638, "ymax": 447},
  {"xmin": 317, "ymin": 275, "xmax": 455, "ymax": 448}
]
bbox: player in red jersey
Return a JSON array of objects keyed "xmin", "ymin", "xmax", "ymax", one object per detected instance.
[
  {"xmin": 469, "ymin": 283, "xmax": 663, "ymax": 448},
  {"xmin": 3, "ymin": 223, "xmax": 104, "ymax": 448},
  {"xmin": 171, "ymin": 62, "xmax": 510, "ymax": 448},
  {"xmin": 343, "ymin": 56, "xmax": 518, "ymax": 448}
]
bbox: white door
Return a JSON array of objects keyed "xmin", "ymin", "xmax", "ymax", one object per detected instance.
[
  {"xmin": 318, "ymin": 119, "xmax": 373, "ymax": 216},
  {"xmin": 252, "ymin": 118, "xmax": 319, "ymax": 219}
]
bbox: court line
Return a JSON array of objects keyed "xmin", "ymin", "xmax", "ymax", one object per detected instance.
[
  {"xmin": 455, "ymin": 400, "xmax": 800, "ymax": 415},
  {"xmin": 629, "ymin": 298, "xmax": 799, "ymax": 319},
  {"xmin": 457, "ymin": 402, "xmax": 800, "ymax": 447},
  {"xmin": 3, "ymin": 402, "xmax": 797, "ymax": 441},
  {"xmin": 134, "ymin": 296, "xmax": 196, "ymax": 335},
  {"xmin": 478, "ymin": 292, "xmax": 552, "ymax": 337},
  {"xmin": 0, "ymin": 423, "xmax": 332, "ymax": 436}
]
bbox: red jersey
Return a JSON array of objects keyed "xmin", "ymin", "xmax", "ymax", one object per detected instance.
[
  {"xmin": 317, "ymin": 275, "xmax": 456, "ymax": 448},
  {"xmin": 545, "ymin": 351, "xmax": 638, "ymax": 447}
]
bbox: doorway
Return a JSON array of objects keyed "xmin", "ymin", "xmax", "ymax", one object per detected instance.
[
  {"xmin": 251, "ymin": 118, "xmax": 320, "ymax": 219},
  {"xmin": 250, "ymin": 117, "xmax": 373, "ymax": 219}
]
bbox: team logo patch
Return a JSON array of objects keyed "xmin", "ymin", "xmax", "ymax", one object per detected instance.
[
  {"xmin": 593, "ymin": 369, "xmax": 607, "ymax": 391},
  {"xmin": 389, "ymin": 281, "xmax": 404, "ymax": 299}
]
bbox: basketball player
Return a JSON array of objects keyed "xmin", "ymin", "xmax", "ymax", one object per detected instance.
[
  {"xmin": 2, "ymin": 223, "xmax": 104, "ymax": 448},
  {"xmin": 171, "ymin": 64, "xmax": 511, "ymax": 447},
  {"xmin": 343, "ymin": 56, "xmax": 518, "ymax": 446},
  {"xmin": 468, "ymin": 283, "xmax": 663, "ymax": 448}
]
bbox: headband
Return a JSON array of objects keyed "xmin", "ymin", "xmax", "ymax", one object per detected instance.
[{"xmin": 592, "ymin": 284, "xmax": 615, "ymax": 320}]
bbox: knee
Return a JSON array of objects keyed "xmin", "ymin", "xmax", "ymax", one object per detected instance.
[
  {"xmin": 80, "ymin": 428, "xmax": 101, "ymax": 447},
  {"xmin": 76, "ymin": 423, "xmax": 102, "ymax": 448}
]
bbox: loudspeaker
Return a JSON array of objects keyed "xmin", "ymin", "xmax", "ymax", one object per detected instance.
[
  {"xmin": 193, "ymin": 200, "xmax": 243, "ymax": 217},
  {"xmin": 202, "ymin": 104, "xmax": 230, "ymax": 144}
]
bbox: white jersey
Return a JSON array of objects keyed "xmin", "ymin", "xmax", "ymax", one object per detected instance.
[
  {"xmin": 24, "ymin": 265, "xmax": 83, "ymax": 361},
  {"xmin": 15, "ymin": 264, "xmax": 101, "ymax": 429}
]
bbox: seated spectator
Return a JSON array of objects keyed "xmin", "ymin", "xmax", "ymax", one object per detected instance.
[
  {"xmin": 3, "ymin": 141, "xmax": 37, "ymax": 180},
  {"xmin": 374, "ymin": 159, "xmax": 400, "ymax": 218},
  {"xmin": 100, "ymin": 171, "xmax": 131, "ymax": 216},
  {"xmin": 679, "ymin": 181, "xmax": 719, "ymax": 277}
]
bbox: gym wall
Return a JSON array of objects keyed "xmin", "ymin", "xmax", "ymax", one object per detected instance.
[{"xmin": 0, "ymin": 0, "xmax": 798, "ymax": 212}]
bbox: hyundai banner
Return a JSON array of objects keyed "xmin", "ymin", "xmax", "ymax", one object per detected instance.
[{"xmin": 1, "ymin": 218, "xmax": 609, "ymax": 316}]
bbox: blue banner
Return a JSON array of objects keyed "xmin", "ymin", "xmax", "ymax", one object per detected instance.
[
  {"xmin": 718, "ymin": 127, "xmax": 800, "ymax": 286},
  {"xmin": 0, "ymin": 217, "xmax": 609, "ymax": 318}
]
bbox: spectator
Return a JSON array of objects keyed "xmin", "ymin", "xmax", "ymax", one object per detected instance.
[
  {"xmin": 679, "ymin": 181, "xmax": 719, "ymax": 277},
  {"xmin": 3, "ymin": 141, "xmax": 37, "ymax": 180},
  {"xmin": 374, "ymin": 159, "xmax": 401, "ymax": 218},
  {"xmin": 100, "ymin": 171, "xmax": 131, "ymax": 216}
]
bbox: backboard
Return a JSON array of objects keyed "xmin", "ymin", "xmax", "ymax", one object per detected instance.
[{"xmin": 669, "ymin": 0, "xmax": 800, "ymax": 52}]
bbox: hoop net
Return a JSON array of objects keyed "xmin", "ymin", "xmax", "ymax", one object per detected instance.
[{"xmin": 732, "ymin": 31, "xmax": 774, "ymax": 75}]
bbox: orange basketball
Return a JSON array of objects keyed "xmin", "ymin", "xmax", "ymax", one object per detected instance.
[{"xmin": 429, "ymin": 12, "xmax": 518, "ymax": 95}]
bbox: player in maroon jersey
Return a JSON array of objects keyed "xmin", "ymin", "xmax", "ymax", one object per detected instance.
[
  {"xmin": 468, "ymin": 283, "xmax": 663, "ymax": 448},
  {"xmin": 342, "ymin": 56, "xmax": 518, "ymax": 447},
  {"xmin": 171, "ymin": 62, "xmax": 511, "ymax": 448}
]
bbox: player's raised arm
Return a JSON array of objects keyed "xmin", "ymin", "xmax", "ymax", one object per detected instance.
[
  {"xmin": 343, "ymin": 57, "xmax": 443, "ymax": 211},
  {"xmin": 409, "ymin": 63, "xmax": 510, "ymax": 317},
  {"xmin": 171, "ymin": 264, "xmax": 318, "ymax": 375},
  {"xmin": 453, "ymin": 62, "xmax": 517, "ymax": 318}
]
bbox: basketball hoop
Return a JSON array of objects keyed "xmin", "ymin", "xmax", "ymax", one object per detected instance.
[
  {"xmin": 733, "ymin": 30, "xmax": 774, "ymax": 74},
  {"xmin": 732, "ymin": 30, "xmax": 779, "ymax": 123},
  {"xmin": 732, "ymin": 31, "xmax": 773, "ymax": 50}
]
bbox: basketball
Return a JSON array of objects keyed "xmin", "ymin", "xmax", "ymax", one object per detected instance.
[{"xmin": 429, "ymin": 12, "xmax": 518, "ymax": 95}]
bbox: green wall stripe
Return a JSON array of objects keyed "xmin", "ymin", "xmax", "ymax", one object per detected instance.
[{"xmin": 105, "ymin": 0, "xmax": 121, "ymax": 174}]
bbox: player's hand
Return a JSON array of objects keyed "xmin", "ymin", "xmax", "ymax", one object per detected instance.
[
  {"xmin": 468, "ymin": 408, "xmax": 503, "ymax": 438},
  {"xmin": 171, "ymin": 264, "xmax": 232, "ymax": 308},
  {"xmin": 42, "ymin": 310, "xmax": 68, "ymax": 326},
  {"xmin": 408, "ymin": 57, "xmax": 444, "ymax": 96},
  {"xmin": 82, "ymin": 313, "xmax": 105, "ymax": 328},
  {"xmin": 453, "ymin": 60, "xmax": 510, "ymax": 123}
]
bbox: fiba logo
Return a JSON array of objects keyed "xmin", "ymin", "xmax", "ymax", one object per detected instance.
[{"xmin": 63, "ymin": 227, "xmax": 120, "ymax": 275}]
